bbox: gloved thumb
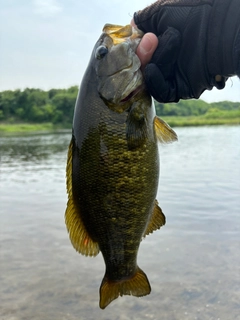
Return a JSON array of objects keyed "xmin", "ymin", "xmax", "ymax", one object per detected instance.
[{"xmin": 136, "ymin": 33, "xmax": 158, "ymax": 68}]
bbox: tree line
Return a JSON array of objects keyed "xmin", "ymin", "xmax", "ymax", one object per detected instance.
[
  {"xmin": 155, "ymin": 99, "xmax": 240, "ymax": 117},
  {"xmin": 0, "ymin": 87, "xmax": 78, "ymax": 124},
  {"xmin": 0, "ymin": 87, "xmax": 239, "ymax": 124}
]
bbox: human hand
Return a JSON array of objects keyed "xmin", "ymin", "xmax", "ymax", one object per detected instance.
[{"xmin": 133, "ymin": 0, "xmax": 233, "ymax": 103}]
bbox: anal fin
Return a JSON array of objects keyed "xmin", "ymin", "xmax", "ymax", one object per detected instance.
[
  {"xmin": 143, "ymin": 200, "xmax": 166, "ymax": 238},
  {"xmin": 65, "ymin": 137, "xmax": 99, "ymax": 257}
]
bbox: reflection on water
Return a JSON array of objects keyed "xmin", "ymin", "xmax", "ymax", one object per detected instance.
[{"xmin": 0, "ymin": 126, "xmax": 240, "ymax": 320}]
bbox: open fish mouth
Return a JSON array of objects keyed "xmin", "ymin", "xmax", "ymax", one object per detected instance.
[{"xmin": 120, "ymin": 84, "xmax": 144, "ymax": 103}]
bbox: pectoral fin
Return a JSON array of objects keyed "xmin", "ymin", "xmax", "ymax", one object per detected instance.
[
  {"xmin": 126, "ymin": 102, "xmax": 149, "ymax": 149},
  {"xmin": 143, "ymin": 200, "xmax": 166, "ymax": 238},
  {"xmin": 154, "ymin": 116, "xmax": 178, "ymax": 143},
  {"xmin": 65, "ymin": 138, "xmax": 99, "ymax": 257}
]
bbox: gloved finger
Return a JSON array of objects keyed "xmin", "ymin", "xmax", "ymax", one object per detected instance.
[
  {"xmin": 144, "ymin": 63, "xmax": 179, "ymax": 103},
  {"xmin": 151, "ymin": 27, "xmax": 181, "ymax": 65},
  {"xmin": 133, "ymin": 1, "xmax": 165, "ymax": 34},
  {"xmin": 151, "ymin": 27, "xmax": 181, "ymax": 79}
]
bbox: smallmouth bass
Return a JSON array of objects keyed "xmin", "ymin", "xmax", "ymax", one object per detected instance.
[{"xmin": 65, "ymin": 24, "xmax": 177, "ymax": 309}]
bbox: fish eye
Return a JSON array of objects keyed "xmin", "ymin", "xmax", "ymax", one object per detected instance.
[{"xmin": 95, "ymin": 46, "xmax": 108, "ymax": 60}]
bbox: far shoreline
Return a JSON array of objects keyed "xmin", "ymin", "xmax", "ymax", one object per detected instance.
[
  {"xmin": 0, "ymin": 117, "xmax": 239, "ymax": 135},
  {"xmin": 0, "ymin": 123, "xmax": 71, "ymax": 135}
]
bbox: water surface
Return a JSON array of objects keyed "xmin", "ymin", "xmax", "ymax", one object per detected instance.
[{"xmin": 0, "ymin": 126, "xmax": 239, "ymax": 320}]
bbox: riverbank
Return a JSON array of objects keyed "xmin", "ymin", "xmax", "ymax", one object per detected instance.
[
  {"xmin": 0, "ymin": 123, "xmax": 72, "ymax": 134},
  {"xmin": 161, "ymin": 115, "xmax": 240, "ymax": 127},
  {"xmin": 0, "ymin": 116, "xmax": 239, "ymax": 134}
]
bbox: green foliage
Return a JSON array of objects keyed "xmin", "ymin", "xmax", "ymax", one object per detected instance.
[
  {"xmin": 204, "ymin": 108, "xmax": 240, "ymax": 119},
  {"xmin": 0, "ymin": 86, "xmax": 78, "ymax": 124}
]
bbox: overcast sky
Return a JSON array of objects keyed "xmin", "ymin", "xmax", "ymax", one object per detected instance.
[{"xmin": 1, "ymin": 0, "xmax": 240, "ymax": 103}]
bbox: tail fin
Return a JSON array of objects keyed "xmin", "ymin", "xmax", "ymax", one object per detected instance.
[{"xmin": 99, "ymin": 267, "xmax": 151, "ymax": 309}]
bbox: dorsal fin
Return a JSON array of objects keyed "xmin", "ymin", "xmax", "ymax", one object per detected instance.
[
  {"xmin": 143, "ymin": 200, "xmax": 166, "ymax": 238},
  {"xmin": 154, "ymin": 116, "xmax": 178, "ymax": 143},
  {"xmin": 65, "ymin": 138, "xmax": 99, "ymax": 257}
]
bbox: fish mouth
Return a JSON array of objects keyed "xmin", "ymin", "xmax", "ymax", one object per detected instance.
[
  {"xmin": 120, "ymin": 84, "xmax": 144, "ymax": 103},
  {"xmin": 101, "ymin": 82, "xmax": 144, "ymax": 114}
]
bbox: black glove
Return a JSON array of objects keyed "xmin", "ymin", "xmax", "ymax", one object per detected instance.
[{"xmin": 134, "ymin": 0, "xmax": 240, "ymax": 103}]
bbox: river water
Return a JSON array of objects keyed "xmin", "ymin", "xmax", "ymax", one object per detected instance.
[{"xmin": 0, "ymin": 126, "xmax": 239, "ymax": 320}]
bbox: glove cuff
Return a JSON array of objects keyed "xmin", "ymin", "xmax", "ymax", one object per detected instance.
[{"xmin": 207, "ymin": 0, "xmax": 240, "ymax": 78}]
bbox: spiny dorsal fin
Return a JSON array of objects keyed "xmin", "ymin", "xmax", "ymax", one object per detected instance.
[
  {"xmin": 65, "ymin": 138, "xmax": 99, "ymax": 257},
  {"xmin": 154, "ymin": 116, "xmax": 178, "ymax": 143},
  {"xmin": 99, "ymin": 266, "xmax": 151, "ymax": 309},
  {"xmin": 143, "ymin": 200, "xmax": 166, "ymax": 238}
]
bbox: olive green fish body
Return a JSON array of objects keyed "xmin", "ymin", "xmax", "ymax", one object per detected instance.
[
  {"xmin": 74, "ymin": 92, "xmax": 158, "ymax": 266},
  {"xmin": 65, "ymin": 24, "xmax": 177, "ymax": 309}
]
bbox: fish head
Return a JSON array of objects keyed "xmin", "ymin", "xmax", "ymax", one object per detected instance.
[{"xmin": 93, "ymin": 24, "xmax": 145, "ymax": 112}]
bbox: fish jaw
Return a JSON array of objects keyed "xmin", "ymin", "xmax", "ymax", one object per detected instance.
[
  {"xmin": 120, "ymin": 71, "xmax": 144, "ymax": 102},
  {"xmin": 98, "ymin": 67, "xmax": 144, "ymax": 113}
]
